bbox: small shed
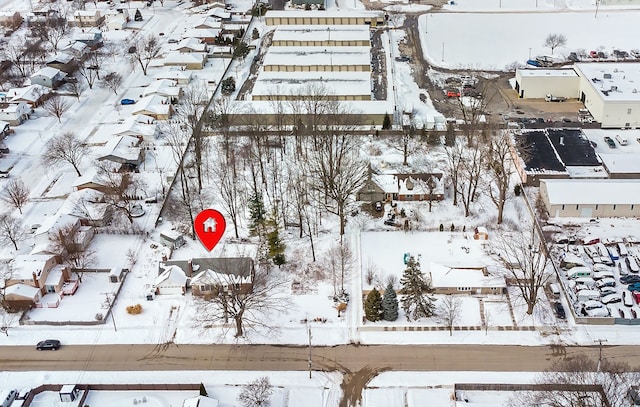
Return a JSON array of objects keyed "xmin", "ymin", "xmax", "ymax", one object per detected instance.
[
  {"xmin": 109, "ymin": 268, "xmax": 125, "ymax": 283},
  {"xmin": 154, "ymin": 265, "xmax": 187, "ymax": 295},
  {"xmin": 160, "ymin": 230, "xmax": 185, "ymax": 249},
  {"xmin": 474, "ymin": 227, "xmax": 489, "ymax": 240},
  {"xmin": 59, "ymin": 385, "xmax": 79, "ymax": 402}
]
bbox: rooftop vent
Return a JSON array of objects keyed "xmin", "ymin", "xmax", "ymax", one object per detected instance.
[
  {"xmin": 604, "ymin": 73, "xmax": 612, "ymax": 79},
  {"xmin": 611, "ymin": 85, "xmax": 618, "ymax": 91},
  {"xmin": 633, "ymin": 89, "xmax": 638, "ymax": 93}
]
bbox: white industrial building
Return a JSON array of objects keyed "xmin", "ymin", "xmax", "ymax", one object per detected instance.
[
  {"xmin": 539, "ymin": 178, "xmax": 640, "ymax": 218},
  {"xmin": 514, "ymin": 63, "xmax": 640, "ymax": 128}
]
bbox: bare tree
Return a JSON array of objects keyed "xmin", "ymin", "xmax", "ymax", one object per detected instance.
[
  {"xmin": 326, "ymin": 242, "xmax": 354, "ymax": 296},
  {"xmin": 389, "ymin": 127, "xmax": 421, "ymax": 166},
  {"xmin": 0, "ymin": 309, "xmax": 18, "ymax": 336},
  {"xmin": 176, "ymin": 82, "xmax": 209, "ymax": 192},
  {"xmin": 43, "ymin": 95, "xmax": 72, "ymax": 122},
  {"xmin": 32, "ymin": 16, "xmax": 69, "ymax": 50},
  {"xmin": 48, "ymin": 223, "xmax": 96, "ymax": 280},
  {"xmin": 76, "ymin": 51, "xmax": 102, "ymax": 89},
  {"xmin": 491, "ymin": 224, "xmax": 551, "ymax": 315},
  {"xmin": 0, "ymin": 214, "xmax": 24, "ymax": 251},
  {"xmin": 307, "ymin": 134, "xmax": 367, "ymax": 236},
  {"xmin": 443, "ymin": 135, "xmax": 463, "ymax": 207},
  {"xmin": 437, "ymin": 295, "xmax": 462, "ymax": 336},
  {"xmin": 96, "ymin": 162, "xmax": 147, "ymax": 223},
  {"xmin": 1, "ymin": 178, "xmax": 29, "ymax": 214},
  {"xmin": 101, "ymin": 71, "xmax": 123, "ymax": 94},
  {"xmin": 543, "ymin": 33, "xmax": 567, "ymax": 55},
  {"xmin": 2, "ymin": 41, "xmax": 42, "ymax": 78},
  {"xmin": 238, "ymin": 376, "xmax": 273, "ymax": 407},
  {"xmin": 211, "ymin": 148, "xmax": 244, "ymax": 239},
  {"xmin": 42, "ymin": 132, "xmax": 88, "ymax": 176},
  {"xmin": 193, "ymin": 269, "xmax": 289, "ymax": 338},
  {"xmin": 66, "ymin": 79, "xmax": 85, "ymax": 100},
  {"xmin": 509, "ymin": 355, "xmax": 639, "ymax": 407},
  {"xmin": 129, "ymin": 35, "xmax": 161, "ymax": 75},
  {"xmin": 0, "ymin": 263, "xmax": 14, "ymax": 310},
  {"xmin": 487, "ymin": 129, "xmax": 515, "ymax": 224},
  {"xmin": 456, "ymin": 137, "xmax": 485, "ymax": 217}
]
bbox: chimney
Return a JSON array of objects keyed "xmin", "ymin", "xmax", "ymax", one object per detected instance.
[
  {"xmin": 32, "ymin": 272, "xmax": 39, "ymax": 288},
  {"xmin": 188, "ymin": 260, "xmax": 193, "ymax": 277}
]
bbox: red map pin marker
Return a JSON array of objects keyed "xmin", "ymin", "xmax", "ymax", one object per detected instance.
[{"xmin": 194, "ymin": 209, "xmax": 226, "ymax": 251}]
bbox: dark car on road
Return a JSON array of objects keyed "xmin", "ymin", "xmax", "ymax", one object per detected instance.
[
  {"xmin": 621, "ymin": 275, "xmax": 640, "ymax": 284},
  {"xmin": 554, "ymin": 302, "xmax": 566, "ymax": 319},
  {"xmin": 36, "ymin": 339, "xmax": 61, "ymax": 350},
  {"xmin": 120, "ymin": 98, "xmax": 136, "ymax": 105},
  {"xmin": 604, "ymin": 136, "xmax": 616, "ymax": 148}
]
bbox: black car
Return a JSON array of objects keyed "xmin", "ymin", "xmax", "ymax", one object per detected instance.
[
  {"xmin": 621, "ymin": 275, "xmax": 640, "ymax": 284},
  {"xmin": 36, "ymin": 339, "xmax": 61, "ymax": 350},
  {"xmin": 554, "ymin": 302, "xmax": 566, "ymax": 319}
]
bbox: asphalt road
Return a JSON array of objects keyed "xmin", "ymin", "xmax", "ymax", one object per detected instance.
[{"xmin": 1, "ymin": 343, "xmax": 636, "ymax": 372}]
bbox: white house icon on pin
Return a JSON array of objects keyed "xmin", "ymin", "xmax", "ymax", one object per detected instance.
[{"xmin": 203, "ymin": 217, "xmax": 217, "ymax": 233}]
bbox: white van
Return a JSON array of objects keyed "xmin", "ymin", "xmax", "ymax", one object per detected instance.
[
  {"xmin": 593, "ymin": 269, "xmax": 615, "ymax": 280},
  {"xmin": 577, "ymin": 289, "xmax": 601, "ymax": 302},
  {"xmin": 549, "ymin": 283, "xmax": 561, "ymax": 297},
  {"xmin": 568, "ymin": 266, "xmax": 592, "ymax": 279},
  {"xmin": 616, "ymin": 134, "xmax": 629, "ymax": 146},
  {"xmin": 626, "ymin": 256, "xmax": 640, "ymax": 273},
  {"xmin": 573, "ymin": 277, "xmax": 596, "ymax": 290}
]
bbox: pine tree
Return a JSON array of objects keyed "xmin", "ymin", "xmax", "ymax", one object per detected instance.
[
  {"xmin": 400, "ymin": 256, "xmax": 435, "ymax": 321},
  {"xmin": 364, "ymin": 288, "xmax": 383, "ymax": 322},
  {"xmin": 134, "ymin": 9, "xmax": 143, "ymax": 21},
  {"xmin": 381, "ymin": 282, "xmax": 399, "ymax": 321},
  {"xmin": 382, "ymin": 113, "xmax": 391, "ymax": 130},
  {"xmin": 248, "ymin": 193, "xmax": 265, "ymax": 235},
  {"xmin": 266, "ymin": 219, "xmax": 286, "ymax": 267}
]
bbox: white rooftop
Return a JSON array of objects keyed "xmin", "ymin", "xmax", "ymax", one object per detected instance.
[
  {"xmin": 517, "ymin": 68, "xmax": 577, "ymax": 77},
  {"xmin": 541, "ymin": 179, "xmax": 640, "ymax": 205},
  {"xmin": 263, "ymin": 46, "xmax": 370, "ymax": 67},
  {"xmin": 266, "ymin": 10, "xmax": 384, "ymax": 18},
  {"xmin": 273, "ymin": 25, "xmax": 370, "ymax": 43},
  {"xmin": 252, "ymin": 71, "xmax": 371, "ymax": 97},
  {"xmin": 428, "ymin": 263, "xmax": 505, "ymax": 289},
  {"xmin": 575, "ymin": 62, "xmax": 640, "ymax": 102},
  {"xmin": 98, "ymin": 135, "xmax": 141, "ymax": 162}
]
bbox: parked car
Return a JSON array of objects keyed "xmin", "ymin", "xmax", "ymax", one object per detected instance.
[
  {"xmin": 120, "ymin": 98, "xmax": 136, "ymax": 105},
  {"xmin": 599, "ymin": 286, "xmax": 616, "ymax": 296},
  {"xmin": 601, "ymin": 293, "xmax": 622, "ymax": 304},
  {"xmin": 620, "ymin": 275, "xmax": 640, "ymax": 284},
  {"xmin": 168, "ymin": 38, "xmax": 179, "ymax": 44},
  {"xmin": 582, "ymin": 301, "xmax": 609, "ymax": 317},
  {"xmin": 0, "ymin": 170, "xmax": 8, "ymax": 178},
  {"xmin": 553, "ymin": 302, "xmax": 566, "ymax": 319},
  {"xmin": 627, "ymin": 282, "xmax": 640, "ymax": 291},
  {"xmin": 604, "ymin": 136, "xmax": 616, "ymax": 148},
  {"xmin": 568, "ymin": 52, "xmax": 579, "ymax": 62},
  {"xmin": 623, "ymin": 291, "xmax": 634, "ymax": 307},
  {"xmin": 593, "ymin": 270, "xmax": 615, "ymax": 280},
  {"xmin": 375, "ymin": 201, "xmax": 382, "ymax": 212},
  {"xmin": 631, "ymin": 49, "xmax": 640, "ymax": 58},
  {"xmin": 446, "ymin": 89, "xmax": 461, "ymax": 98},
  {"xmin": 596, "ymin": 277, "xmax": 616, "ymax": 288},
  {"xmin": 36, "ymin": 339, "xmax": 61, "ymax": 350},
  {"xmin": 597, "ymin": 51, "xmax": 607, "ymax": 59}
]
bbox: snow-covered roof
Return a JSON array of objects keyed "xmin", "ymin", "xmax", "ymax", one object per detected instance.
[
  {"xmin": 371, "ymin": 174, "xmax": 443, "ymax": 195},
  {"xmin": 191, "ymin": 268, "xmax": 251, "ymax": 286},
  {"xmin": 114, "ymin": 114, "xmax": 157, "ymax": 137},
  {"xmin": 72, "ymin": 167, "xmax": 102, "ymax": 188},
  {"xmin": 209, "ymin": 7, "xmax": 230, "ymax": 19},
  {"xmin": 8, "ymin": 84, "xmax": 50, "ymax": 103},
  {"xmin": 188, "ymin": 15, "xmax": 222, "ymax": 28},
  {"xmin": 98, "ymin": 135, "xmax": 141, "ymax": 162},
  {"xmin": 252, "ymin": 71, "xmax": 371, "ymax": 97},
  {"xmin": 45, "ymin": 265, "xmax": 64, "ymax": 286},
  {"xmin": 428, "ymin": 263, "xmax": 505, "ymax": 289},
  {"xmin": 183, "ymin": 396, "xmax": 219, "ymax": 407},
  {"xmin": 153, "ymin": 68, "xmax": 193, "ymax": 82},
  {"xmin": 517, "ymin": 68, "xmax": 577, "ymax": 77},
  {"xmin": 5, "ymin": 283, "xmax": 40, "ymax": 299},
  {"xmin": 132, "ymin": 95, "xmax": 171, "ymax": 115},
  {"xmin": 34, "ymin": 213, "xmax": 80, "ymax": 238},
  {"xmin": 273, "ymin": 25, "xmax": 370, "ymax": 43},
  {"xmin": 174, "ymin": 37, "xmax": 207, "ymax": 51},
  {"xmin": 154, "ymin": 265, "xmax": 187, "ymax": 287},
  {"xmin": 11, "ymin": 254, "xmax": 55, "ymax": 280},
  {"xmin": 163, "ymin": 52, "xmax": 206, "ymax": 65},
  {"xmin": 47, "ymin": 53, "xmax": 74, "ymax": 65},
  {"xmin": 184, "ymin": 28, "xmax": 221, "ymax": 38},
  {"xmin": 266, "ymin": 10, "xmax": 384, "ymax": 19},
  {"xmin": 31, "ymin": 66, "xmax": 65, "ymax": 80},
  {"xmin": 74, "ymin": 9, "xmax": 100, "ymax": 17},
  {"xmin": 263, "ymin": 46, "xmax": 370, "ymax": 67},
  {"xmin": 541, "ymin": 179, "xmax": 640, "ymax": 205},
  {"xmin": 575, "ymin": 62, "xmax": 640, "ymax": 102}
]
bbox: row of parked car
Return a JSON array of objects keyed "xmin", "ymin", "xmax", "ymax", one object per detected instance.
[
  {"xmin": 0, "ymin": 388, "xmax": 31, "ymax": 407},
  {"xmin": 559, "ymin": 241, "xmax": 640, "ymax": 318},
  {"xmin": 568, "ymin": 49, "xmax": 640, "ymax": 62}
]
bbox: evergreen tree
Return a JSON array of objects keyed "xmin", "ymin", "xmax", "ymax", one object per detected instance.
[
  {"xmin": 266, "ymin": 216, "xmax": 286, "ymax": 267},
  {"xmin": 400, "ymin": 256, "xmax": 435, "ymax": 321},
  {"xmin": 199, "ymin": 383, "xmax": 208, "ymax": 397},
  {"xmin": 381, "ymin": 282, "xmax": 399, "ymax": 321},
  {"xmin": 134, "ymin": 9, "xmax": 143, "ymax": 21},
  {"xmin": 382, "ymin": 113, "xmax": 391, "ymax": 130},
  {"xmin": 221, "ymin": 76, "xmax": 236, "ymax": 95},
  {"xmin": 248, "ymin": 193, "xmax": 265, "ymax": 235},
  {"xmin": 364, "ymin": 288, "xmax": 383, "ymax": 322},
  {"xmin": 252, "ymin": 28, "xmax": 260, "ymax": 40}
]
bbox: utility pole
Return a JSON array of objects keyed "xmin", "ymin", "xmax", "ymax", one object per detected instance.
[
  {"xmin": 595, "ymin": 338, "xmax": 607, "ymax": 371},
  {"xmin": 102, "ymin": 292, "xmax": 117, "ymax": 332},
  {"xmin": 307, "ymin": 321, "xmax": 312, "ymax": 379},
  {"xmin": 595, "ymin": 0, "xmax": 600, "ymax": 18}
]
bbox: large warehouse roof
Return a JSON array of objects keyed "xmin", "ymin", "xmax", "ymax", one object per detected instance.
[
  {"xmin": 252, "ymin": 71, "xmax": 371, "ymax": 97},
  {"xmin": 575, "ymin": 62, "xmax": 640, "ymax": 102},
  {"xmin": 273, "ymin": 25, "xmax": 370, "ymax": 42},
  {"xmin": 542, "ymin": 179, "xmax": 640, "ymax": 205},
  {"xmin": 263, "ymin": 46, "xmax": 371, "ymax": 66}
]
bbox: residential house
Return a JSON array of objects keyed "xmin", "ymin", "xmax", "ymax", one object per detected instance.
[
  {"xmin": 427, "ymin": 263, "xmax": 506, "ymax": 295},
  {"xmin": 113, "ymin": 114, "xmax": 157, "ymax": 140},
  {"xmin": 103, "ymin": 8, "xmax": 128, "ymax": 30},
  {"xmin": 61, "ymin": 40, "xmax": 89, "ymax": 57},
  {"xmin": 161, "ymin": 257, "xmax": 255, "ymax": 298},
  {"xmin": 46, "ymin": 53, "xmax": 77, "ymax": 74},
  {"xmin": 33, "ymin": 212, "xmax": 93, "ymax": 249},
  {"xmin": 30, "ymin": 67, "xmax": 66, "ymax": 89},
  {"xmin": 220, "ymin": 22, "xmax": 245, "ymax": 36},
  {"xmin": 0, "ymin": 11, "xmax": 22, "ymax": 28},
  {"xmin": 209, "ymin": 45, "xmax": 233, "ymax": 58},
  {"xmin": 153, "ymin": 67, "xmax": 193, "ymax": 85},
  {"xmin": 8, "ymin": 84, "xmax": 51, "ymax": 107},
  {"xmin": 160, "ymin": 230, "xmax": 185, "ymax": 249},
  {"xmin": 209, "ymin": 7, "xmax": 231, "ymax": 21},
  {"xmin": 357, "ymin": 172, "xmax": 445, "ymax": 202},
  {"xmin": 97, "ymin": 135, "xmax": 145, "ymax": 171},
  {"xmin": 184, "ymin": 28, "xmax": 221, "ymax": 44},
  {"xmin": 73, "ymin": 9, "xmax": 104, "ymax": 27},
  {"xmin": 75, "ymin": 28, "xmax": 104, "ymax": 49},
  {"xmin": 163, "ymin": 52, "xmax": 207, "ymax": 70},
  {"xmin": 154, "ymin": 265, "xmax": 187, "ymax": 295},
  {"xmin": 61, "ymin": 189, "xmax": 113, "ymax": 227},
  {"xmin": 173, "ymin": 38, "xmax": 208, "ymax": 54},
  {"xmin": 142, "ymin": 79, "xmax": 182, "ymax": 104},
  {"xmin": 191, "ymin": 15, "xmax": 222, "ymax": 29},
  {"xmin": 72, "ymin": 168, "xmax": 114, "ymax": 193},
  {"xmin": 132, "ymin": 95, "xmax": 173, "ymax": 120},
  {"xmin": 0, "ymin": 102, "xmax": 31, "ymax": 125},
  {"xmin": 3, "ymin": 284, "xmax": 42, "ymax": 310}
]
